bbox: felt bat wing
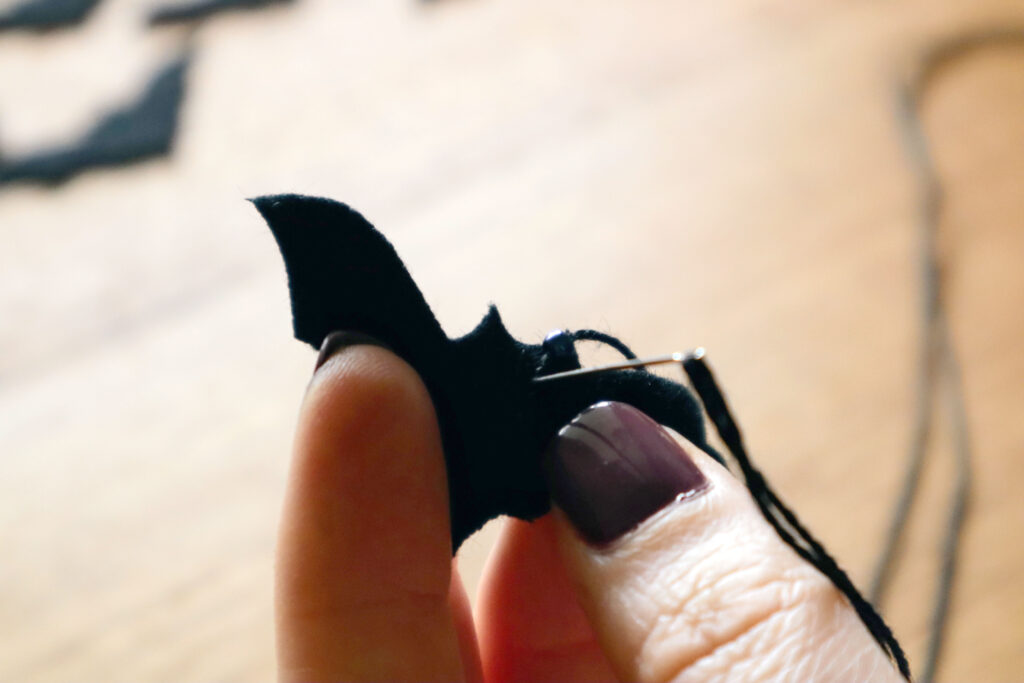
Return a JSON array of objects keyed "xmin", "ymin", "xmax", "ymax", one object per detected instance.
[{"xmin": 255, "ymin": 194, "xmax": 715, "ymax": 548}]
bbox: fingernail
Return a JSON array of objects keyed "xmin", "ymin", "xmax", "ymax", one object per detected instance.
[
  {"xmin": 314, "ymin": 331, "xmax": 391, "ymax": 372},
  {"xmin": 543, "ymin": 401, "xmax": 710, "ymax": 546}
]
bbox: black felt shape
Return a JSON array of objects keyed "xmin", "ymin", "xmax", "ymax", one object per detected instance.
[
  {"xmin": 254, "ymin": 194, "xmax": 716, "ymax": 550},
  {"xmin": 147, "ymin": 0, "xmax": 293, "ymax": 26},
  {"xmin": 0, "ymin": 0, "xmax": 101, "ymax": 32},
  {"xmin": 0, "ymin": 52, "xmax": 189, "ymax": 188}
]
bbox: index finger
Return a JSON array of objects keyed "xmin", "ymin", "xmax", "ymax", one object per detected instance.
[{"xmin": 275, "ymin": 337, "xmax": 469, "ymax": 682}]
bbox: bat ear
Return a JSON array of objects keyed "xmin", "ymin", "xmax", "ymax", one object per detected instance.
[{"xmin": 252, "ymin": 194, "xmax": 448, "ymax": 352}]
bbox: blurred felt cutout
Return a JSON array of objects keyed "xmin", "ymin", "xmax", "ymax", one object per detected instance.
[
  {"xmin": 147, "ymin": 0, "xmax": 294, "ymax": 26},
  {"xmin": 0, "ymin": 0, "xmax": 102, "ymax": 32},
  {"xmin": 0, "ymin": 52, "xmax": 191, "ymax": 188}
]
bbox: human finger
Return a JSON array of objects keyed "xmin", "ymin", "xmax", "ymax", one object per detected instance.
[
  {"xmin": 475, "ymin": 515, "xmax": 616, "ymax": 682},
  {"xmin": 543, "ymin": 401, "xmax": 906, "ymax": 683},
  {"xmin": 275, "ymin": 335, "xmax": 470, "ymax": 682}
]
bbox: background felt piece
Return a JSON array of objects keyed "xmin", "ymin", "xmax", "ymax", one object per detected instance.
[
  {"xmin": 0, "ymin": 0, "xmax": 102, "ymax": 32},
  {"xmin": 0, "ymin": 52, "xmax": 190, "ymax": 187},
  {"xmin": 147, "ymin": 0, "xmax": 294, "ymax": 27}
]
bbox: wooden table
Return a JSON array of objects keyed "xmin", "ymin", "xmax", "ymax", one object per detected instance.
[{"xmin": 2, "ymin": 0, "xmax": 1022, "ymax": 679}]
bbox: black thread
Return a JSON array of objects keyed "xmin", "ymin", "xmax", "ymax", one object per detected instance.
[
  {"xmin": 869, "ymin": 28, "xmax": 1024, "ymax": 683},
  {"xmin": 568, "ymin": 329, "xmax": 638, "ymax": 360},
  {"xmin": 680, "ymin": 355, "xmax": 912, "ymax": 679}
]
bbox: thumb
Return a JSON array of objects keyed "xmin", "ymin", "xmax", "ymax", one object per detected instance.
[{"xmin": 542, "ymin": 401, "xmax": 905, "ymax": 683}]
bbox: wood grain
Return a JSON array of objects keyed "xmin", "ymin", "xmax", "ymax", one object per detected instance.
[{"xmin": 1, "ymin": 0, "xmax": 1022, "ymax": 679}]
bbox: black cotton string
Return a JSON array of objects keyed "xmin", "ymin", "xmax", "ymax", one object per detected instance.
[
  {"xmin": 868, "ymin": 28, "xmax": 1024, "ymax": 683},
  {"xmin": 681, "ymin": 354, "xmax": 912, "ymax": 679},
  {"xmin": 569, "ymin": 329, "xmax": 638, "ymax": 360}
]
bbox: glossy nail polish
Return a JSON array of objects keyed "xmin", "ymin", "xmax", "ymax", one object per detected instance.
[{"xmin": 543, "ymin": 401, "xmax": 710, "ymax": 545}]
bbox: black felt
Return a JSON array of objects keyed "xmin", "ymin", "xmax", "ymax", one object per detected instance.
[
  {"xmin": 147, "ymin": 0, "xmax": 293, "ymax": 25},
  {"xmin": 254, "ymin": 194, "xmax": 715, "ymax": 550},
  {"xmin": 0, "ymin": 52, "xmax": 189, "ymax": 188},
  {"xmin": 0, "ymin": 0, "xmax": 101, "ymax": 32}
]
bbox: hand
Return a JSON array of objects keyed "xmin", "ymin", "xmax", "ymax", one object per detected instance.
[{"xmin": 275, "ymin": 339, "xmax": 905, "ymax": 682}]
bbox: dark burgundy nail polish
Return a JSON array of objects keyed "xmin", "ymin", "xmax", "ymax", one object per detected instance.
[
  {"xmin": 543, "ymin": 401, "xmax": 710, "ymax": 546},
  {"xmin": 314, "ymin": 331, "xmax": 391, "ymax": 372}
]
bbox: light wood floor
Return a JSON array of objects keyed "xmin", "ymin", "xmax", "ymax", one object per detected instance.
[{"xmin": 2, "ymin": 0, "xmax": 1022, "ymax": 679}]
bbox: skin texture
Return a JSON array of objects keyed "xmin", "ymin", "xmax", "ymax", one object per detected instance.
[{"xmin": 275, "ymin": 344, "xmax": 907, "ymax": 683}]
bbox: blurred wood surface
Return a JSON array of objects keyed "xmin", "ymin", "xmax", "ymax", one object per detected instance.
[{"xmin": 2, "ymin": 0, "xmax": 1023, "ymax": 680}]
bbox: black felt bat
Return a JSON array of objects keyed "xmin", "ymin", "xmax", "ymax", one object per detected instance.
[
  {"xmin": 0, "ymin": 52, "xmax": 189, "ymax": 188},
  {"xmin": 0, "ymin": 0, "xmax": 102, "ymax": 32},
  {"xmin": 148, "ymin": 0, "xmax": 294, "ymax": 27},
  {"xmin": 253, "ymin": 194, "xmax": 717, "ymax": 549}
]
